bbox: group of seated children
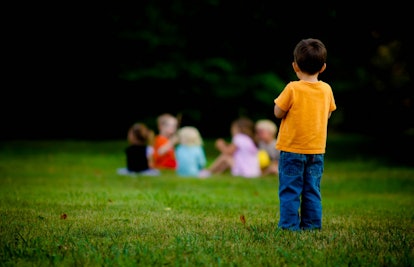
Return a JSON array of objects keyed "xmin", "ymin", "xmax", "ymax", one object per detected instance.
[{"xmin": 117, "ymin": 113, "xmax": 280, "ymax": 178}]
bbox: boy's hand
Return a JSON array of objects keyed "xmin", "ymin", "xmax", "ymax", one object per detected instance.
[{"xmin": 170, "ymin": 135, "xmax": 179, "ymax": 145}]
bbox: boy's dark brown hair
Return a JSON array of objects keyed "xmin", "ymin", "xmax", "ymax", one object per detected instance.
[{"xmin": 293, "ymin": 38, "xmax": 327, "ymax": 75}]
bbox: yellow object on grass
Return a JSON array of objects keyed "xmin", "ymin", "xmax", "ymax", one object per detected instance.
[{"xmin": 258, "ymin": 150, "xmax": 270, "ymax": 168}]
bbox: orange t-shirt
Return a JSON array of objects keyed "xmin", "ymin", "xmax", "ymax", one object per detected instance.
[
  {"xmin": 153, "ymin": 135, "xmax": 177, "ymax": 169},
  {"xmin": 274, "ymin": 80, "xmax": 336, "ymax": 154}
]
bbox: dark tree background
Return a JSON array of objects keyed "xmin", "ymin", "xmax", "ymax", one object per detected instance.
[{"xmin": 2, "ymin": 2, "xmax": 412, "ymax": 140}]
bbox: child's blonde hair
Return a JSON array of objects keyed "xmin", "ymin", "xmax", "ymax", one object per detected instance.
[
  {"xmin": 157, "ymin": 113, "xmax": 178, "ymax": 129},
  {"xmin": 255, "ymin": 119, "xmax": 278, "ymax": 137},
  {"xmin": 157, "ymin": 113, "xmax": 178, "ymax": 131},
  {"xmin": 177, "ymin": 126, "xmax": 203, "ymax": 146}
]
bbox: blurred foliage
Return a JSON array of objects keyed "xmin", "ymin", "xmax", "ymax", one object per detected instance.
[
  {"xmin": 1, "ymin": 1, "xmax": 412, "ymax": 139},
  {"xmin": 102, "ymin": 2, "xmax": 413, "ymax": 138}
]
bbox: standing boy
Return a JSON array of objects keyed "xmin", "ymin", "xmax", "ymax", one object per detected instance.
[{"xmin": 274, "ymin": 38, "xmax": 336, "ymax": 230}]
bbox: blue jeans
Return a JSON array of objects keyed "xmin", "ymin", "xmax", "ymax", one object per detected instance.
[{"xmin": 278, "ymin": 151, "xmax": 324, "ymax": 231}]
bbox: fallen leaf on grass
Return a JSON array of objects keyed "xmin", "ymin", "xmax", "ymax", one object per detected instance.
[
  {"xmin": 240, "ymin": 214, "xmax": 246, "ymax": 225},
  {"xmin": 60, "ymin": 213, "xmax": 67, "ymax": 220}
]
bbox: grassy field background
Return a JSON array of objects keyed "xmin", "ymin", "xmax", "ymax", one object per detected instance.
[{"xmin": 0, "ymin": 133, "xmax": 413, "ymax": 266}]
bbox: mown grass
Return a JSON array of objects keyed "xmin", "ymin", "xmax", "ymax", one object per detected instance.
[{"xmin": 0, "ymin": 134, "xmax": 413, "ymax": 266}]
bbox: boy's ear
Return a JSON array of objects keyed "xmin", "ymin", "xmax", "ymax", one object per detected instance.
[
  {"xmin": 319, "ymin": 63, "xmax": 326, "ymax": 73},
  {"xmin": 292, "ymin": 62, "xmax": 300, "ymax": 73}
]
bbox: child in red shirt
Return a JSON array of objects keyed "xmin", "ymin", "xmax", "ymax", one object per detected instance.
[{"xmin": 152, "ymin": 113, "xmax": 178, "ymax": 170}]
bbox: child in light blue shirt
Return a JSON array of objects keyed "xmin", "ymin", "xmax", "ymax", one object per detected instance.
[{"xmin": 175, "ymin": 126, "xmax": 207, "ymax": 177}]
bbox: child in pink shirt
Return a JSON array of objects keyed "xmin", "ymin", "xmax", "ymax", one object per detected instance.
[{"xmin": 199, "ymin": 117, "xmax": 261, "ymax": 178}]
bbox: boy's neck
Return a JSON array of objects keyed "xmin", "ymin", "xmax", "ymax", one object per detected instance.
[{"xmin": 298, "ymin": 73, "xmax": 319, "ymax": 82}]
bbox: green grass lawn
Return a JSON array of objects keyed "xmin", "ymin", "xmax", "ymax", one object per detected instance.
[{"xmin": 0, "ymin": 134, "xmax": 413, "ymax": 266}]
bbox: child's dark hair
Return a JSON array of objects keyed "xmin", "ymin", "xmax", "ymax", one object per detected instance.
[
  {"xmin": 128, "ymin": 123, "xmax": 153, "ymax": 145},
  {"xmin": 233, "ymin": 117, "xmax": 255, "ymax": 140},
  {"xmin": 293, "ymin": 38, "xmax": 327, "ymax": 75}
]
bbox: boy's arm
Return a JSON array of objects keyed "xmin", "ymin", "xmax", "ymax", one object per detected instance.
[
  {"xmin": 274, "ymin": 104, "xmax": 287, "ymax": 119},
  {"xmin": 158, "ymin": 141, "xmax": 173, "ymax": 155},
  {"xmin": 157, "ymin": 135, "xmax": 178, "ymax": 155}
]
